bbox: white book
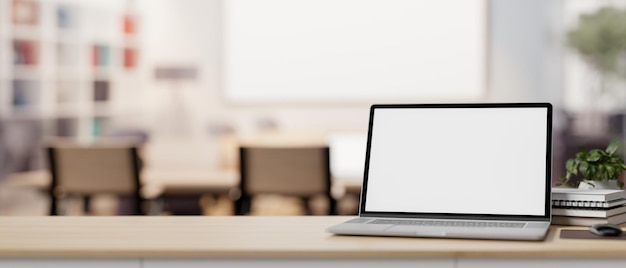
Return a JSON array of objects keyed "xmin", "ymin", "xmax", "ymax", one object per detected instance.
[
  {"xmin": 551, "ymin": 198, "xmax": 626, "ymax": 209},
  {"xmin": 551, "ymin": 188, "xmax": 626, "ymax": 202},
  {"xmin": 552, "ymin": 205, "xmax": 626, "ymax": 218},
  {"xmin": 552, "ymin": 212, "xmax": 626, "ymax": 226}
]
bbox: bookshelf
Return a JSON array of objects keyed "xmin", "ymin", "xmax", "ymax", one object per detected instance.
[{"xmin": 0, "ymin": 0, "xmax": 140, "ymax": 140}]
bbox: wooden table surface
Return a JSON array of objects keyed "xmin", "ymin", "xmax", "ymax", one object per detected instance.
[{"xmin": 0, "ymin": 216, "xmax": 622, "ymax": 258}]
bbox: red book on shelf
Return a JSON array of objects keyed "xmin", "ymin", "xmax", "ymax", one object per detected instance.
[
  {"xmin": 92, "ymin": 45, "xmax": 99, "ymax": 66},
  {"xmin": 123, "ymin": 14, "xmax": 135, "ymax": 35},
  {"xmin": 14, "ymin": 40, "xmax": 38, "ymax": 65},
  {"xmin": 24, "ymin": 41, "xmax": 37, "ymax": 64},
  {"xmin": 124, "ymin": 48, "xmax": 136, "ymax": 68}
]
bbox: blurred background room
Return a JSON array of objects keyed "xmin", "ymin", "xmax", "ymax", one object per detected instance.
[{"xmin": 0, "ymin": 0, "xmax": 625, "ymax": 216}]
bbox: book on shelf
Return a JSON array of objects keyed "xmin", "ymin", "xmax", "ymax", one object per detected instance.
[
  {"xmin": 552, "ymin": 204, "xmax": 626, "ymax": 218},
  {"xmin": 56, "ymin": 5, "xmax": 76, "ymax": 29},
  {"xmin": 552, "ymin": 188, "xmax": 626, "ymax": 202},
  {"xmin": 92, "ymin": 45, "xmax": 110, "ymax": 67},
  {"xmin": 12, "ymin": 0, "xmax": 39, "ymax": 25},
  {"xmin": 93, "ymin": 80, "xmax": 110, "ymax": 102},
  {"xmin": 12, "ymin": 79, "xmax": 39, "ymax": 107},
  {"xmin": 13, "ymin": 40, "xmax": 38, "ymax": 65},
  {"xmin": 55, "ymin": 118, "xmax": 78, "ymax": 137},
  {"xmin": 552, "ymin": 212, "xmax": 626, "ymax": 226},
  {"xmin": 123, "ymin": 14, "xmax": 136, "ymax": 35},
  {"xmin": 123, "ymin": 48, "xmax": 136, "ymax": 68}
]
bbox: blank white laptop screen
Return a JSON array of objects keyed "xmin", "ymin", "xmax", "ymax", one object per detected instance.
[{"xmin": 364, "ymin": 107, "xmax": 548, "ymax": 216}]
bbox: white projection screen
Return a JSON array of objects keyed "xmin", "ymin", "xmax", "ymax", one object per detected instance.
[{"xmin": 221, "ymin": 0, "xmax": 487, "ymax": 103}]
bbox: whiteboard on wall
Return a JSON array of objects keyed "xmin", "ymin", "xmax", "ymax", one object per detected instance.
[{"xmin": 221, "ymin": 0, "xmax": 487, "ymax": 103}]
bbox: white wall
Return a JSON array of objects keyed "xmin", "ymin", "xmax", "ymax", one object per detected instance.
[
  {"xmin": 137, "ymin": 0, "xmax": 372, "ymax": 138},
  {"xmin": 488, "ymin": 0, "xmax": 562, "ymax": 102},
  {"xmin": 135, "ymin": 0, "xmax": 564, "ymax": 138}
]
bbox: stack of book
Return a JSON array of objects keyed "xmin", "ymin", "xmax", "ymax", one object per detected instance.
[{"xmin": 552, "ymin": 188, "xmax": 626, "ymax": 226}]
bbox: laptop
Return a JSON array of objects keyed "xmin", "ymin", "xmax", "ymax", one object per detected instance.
[{"xmin": 327, "ymin": 103, "xmax": 552, "ymax": 240}]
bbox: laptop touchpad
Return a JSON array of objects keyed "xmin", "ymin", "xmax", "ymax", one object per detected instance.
[{"xmin": 387, "ymin": 226, "xmax": 447, "ymax": 236}]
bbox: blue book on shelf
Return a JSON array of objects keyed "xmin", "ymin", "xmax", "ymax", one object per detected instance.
[{"xmin": 99, "ymin": 46, "xmax": 109, "ymax": 66}]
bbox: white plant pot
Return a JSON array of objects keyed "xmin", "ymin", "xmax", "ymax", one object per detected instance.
[{"xmin": 578, "ymin": 180, "xmax": 620, "ymax": 190}]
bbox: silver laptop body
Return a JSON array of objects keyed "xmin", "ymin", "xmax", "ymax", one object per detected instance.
[{"xmin": 327, "ymin": 103, "xmax": 552, "ymax": 240}]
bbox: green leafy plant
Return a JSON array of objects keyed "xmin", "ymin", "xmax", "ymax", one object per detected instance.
[
  {"xmin": 561, "ymin": 140, "xmax": 626, "ymax": 189},
  {"xmin": 568, "ymin": 7, "xmax": 626, "ymax": 81}
]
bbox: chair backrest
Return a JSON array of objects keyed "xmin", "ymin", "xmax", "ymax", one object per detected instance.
[
  {"xmin": 0, "ymin": 118, "xmax": 44, "ymax": 181},
  {"xmin": 47, "ymin": 141, "xmax": 141, "ymax": 195},
  {"xmin": 239, "ymin": 146, "xmax": 331, "ymax": 197}
]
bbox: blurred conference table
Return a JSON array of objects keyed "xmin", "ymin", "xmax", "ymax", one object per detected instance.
[
  {"xmin": 6, "ymin": 133, "xmax": 366, "ymax": 213},
  {"xmin": 141, "ymin": 132, "xmax": 367, "ymax": 198},
  {"xmin": 5, "ymin": 167, "xmax": 239, "ymax": 198},
  {"xmin": 6, "ymin": 167, "xmax": 362, "ymax": 199},
  {"xmin": 5, "ymin": 166, "xmax": 363, "ymax": 215}
]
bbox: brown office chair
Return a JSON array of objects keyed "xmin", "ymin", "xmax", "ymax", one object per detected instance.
[
  {"xmin": 235, "ymin": 146, "xmax": 337, "ymax": 215},
  {"xmin": 46, "ymin": 140, "xmax": 145, "ymax": 215}
]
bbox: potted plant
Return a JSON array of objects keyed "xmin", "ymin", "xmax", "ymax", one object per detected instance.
[
  {"xmin": 561, "ymin": 140, "xmax": 626, "ymax": 189},
  {"xmin": 567, "ymin": 7, "xmax": 626, "ymax": 95},
  {"xmin": 567, "ymin": 7, "xmax": 626, "ymax": 137}
]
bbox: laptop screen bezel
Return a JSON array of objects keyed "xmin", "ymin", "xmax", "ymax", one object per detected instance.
[{"xmin": 358, "ymin": 103, "xmax": 553, "ymax": 221}]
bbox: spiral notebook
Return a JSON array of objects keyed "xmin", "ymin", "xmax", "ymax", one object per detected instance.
[
  {"xmin": 552, "ymin": 199, "xmax": 626, "ymax": 209},
  {"xmin": 552, "ymin": 188, "xmax": 626, "ymax": 208},
  {"xmin": 326, "ymin": 103, "xmax": 552, "ymax": 241}
]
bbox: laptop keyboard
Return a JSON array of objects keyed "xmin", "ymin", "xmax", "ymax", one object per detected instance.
[{"xmin": 368, "ymin": 219, "xmax": 525, "ymax": 228}]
